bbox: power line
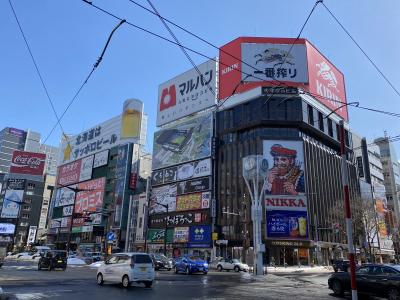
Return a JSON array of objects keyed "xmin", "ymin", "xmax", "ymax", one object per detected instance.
[
  {"xmin": 8, "ymin": 0, "xmax": 66, "ymax": 138},
  {"xmin": 42, "ymin": 17, "xmax": 126, "ymax": 144},
  {"xmin": 83, "ymin": 0, "xmax": 400, "ymax": 123},
  {"xmin": 144, "ymin": 0, "xmax": 215, "ymax": 97},
  {"xmin": 322, "ymin": 2, "xmax": 400, "ymax": 98}
]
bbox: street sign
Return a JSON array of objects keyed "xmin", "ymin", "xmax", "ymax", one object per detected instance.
[
  {"xmin": 212, "ymin": 232, "xmax": 218, "ymax": 241},
  {"xmin": 216, "ymin": 239, "xmax": 228, "ymax": 245},
  {"xmin": 107, "ymin": 231, "xmax": 115, "ymax": 241}
]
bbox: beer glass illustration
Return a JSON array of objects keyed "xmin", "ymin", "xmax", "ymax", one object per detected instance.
[
  {"xmin": 121, "ymin": 99, "xmax": 142, "ymax": 139},
  {"xmin": 298, "ymin": 217, "xmax": 307, "ymax": 237},
  {"xmin": 289, "ymin": 217, "xmax": 299, "ymax": 237}
]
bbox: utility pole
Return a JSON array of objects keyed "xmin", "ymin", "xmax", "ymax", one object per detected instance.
[{"xmin": 339, "ymin": 120, "xmax": 358, "ymax": 300}]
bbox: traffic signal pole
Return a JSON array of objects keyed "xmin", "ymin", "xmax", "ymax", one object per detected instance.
[{"xmin": 339, "ymin": 120, "xmax": 358, "ymax": 300}]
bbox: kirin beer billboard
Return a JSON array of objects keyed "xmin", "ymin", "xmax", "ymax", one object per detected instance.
[{"xmin": 10, "ymin": 150, "xmax": 46, "ymax": 176}]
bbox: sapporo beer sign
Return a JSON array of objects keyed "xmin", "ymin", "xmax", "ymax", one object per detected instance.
[
  {"xmin": 10, "ymin": 150, "xmax": 46, "ymax": 176},
  {"xmin": 177, "ymin": 177, "xmax": 211, "ymax": 195}
]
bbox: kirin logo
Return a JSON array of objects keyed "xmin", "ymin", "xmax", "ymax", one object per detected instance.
[
  {"xmin": 316, "ymin": 61, "xmax": 338, "ymax": 91},
  {"xmin": 160, "ymin": 85, "xmax": 177, "ymax": 111}
]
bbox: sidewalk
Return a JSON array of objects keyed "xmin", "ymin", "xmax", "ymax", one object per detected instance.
[{"xmin": 266, "ymin": 265, "xmax": 333, "ymax": 273}]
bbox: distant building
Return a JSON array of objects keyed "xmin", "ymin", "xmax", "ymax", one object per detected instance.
[
  {"xmin": 0, "ymin": 127, "xmax": 27, "ymax": 173},
  {"xmin": 39, "ymin": 144, "xmax": 59, "ymax": 176}
]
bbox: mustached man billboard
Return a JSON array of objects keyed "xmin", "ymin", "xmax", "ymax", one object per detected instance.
[{"xmin": 218, "ymin": 37, "xmax": 348, "ymax": 120}]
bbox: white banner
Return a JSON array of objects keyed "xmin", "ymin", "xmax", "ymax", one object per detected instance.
[
  {"xmin": 63, "ymin": 205, "xmax": 74, "ymax": 216},
  {"xmin": 0, "ymin": 223, "xmax": 15, "ymax": 234},
  {"xmin": 241, "ymin": 43, "xmax": 308, "ymax": 83},
  {"xmin": 150, "ymin": 184, "xmax": 177, "ymax": 214},
  {"xmin": 157, "ymin": 59, "xmax": 216, "ymax": 126},
  {"xmin": 93, "ymin": 149, "xmax": 109, "ymax": 168},
  {"xmin": 177, "ymin": 158, "xmax": 212, "ymax": 181},
  {"xmin": 27, "ymin": 226, "xmax": 37, "ymax": 244},
  {"xmin": 55, "ymin": 188, "xmax": 76, "ymax": 207},
  {"xmin": 79, "ymin": 155, "xmax": 94, "ymax": 182},
  {"xmin": 1, "ymin": 189, "xmax": 24, "ymax": 218}
]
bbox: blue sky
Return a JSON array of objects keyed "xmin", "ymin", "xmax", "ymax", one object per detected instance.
[{"xmin": 1, "ymin": 0, "xmax": 400, "ymax": 154}]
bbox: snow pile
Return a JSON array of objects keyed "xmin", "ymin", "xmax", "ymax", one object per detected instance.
[
  {"xmin": 67, "ymin": 258, "xmax": 86, "ymax": 265},
  {"xmin": 89, "ymin": 261, "xmax": 104, "ymax": 269}
]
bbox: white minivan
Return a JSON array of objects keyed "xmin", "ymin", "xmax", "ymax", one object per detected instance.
[{"xmin": 97, "ymin": 252, "xmax": 155, "ymax": 288}]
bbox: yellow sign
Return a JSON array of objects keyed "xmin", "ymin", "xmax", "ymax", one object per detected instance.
[
  {"xmin": 212, "ymin": 232, "xmax": 218, "ymax": 241},
  {"xmin": 121, "ymin": 99, "xmax": 142, "ymax": 139}
]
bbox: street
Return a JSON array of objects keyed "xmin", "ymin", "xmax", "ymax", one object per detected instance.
[{"xmin": 0, "ymin": 260, "xmax": 342, "ymax": 300}]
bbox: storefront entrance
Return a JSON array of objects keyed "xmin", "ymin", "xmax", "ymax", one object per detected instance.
[{"xmin": 267, "ymin": 240, "xmax": 311, "ymax": 266}]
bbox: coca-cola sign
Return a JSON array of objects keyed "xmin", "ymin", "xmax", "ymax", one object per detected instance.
[{"xmin": 10, "ymin": 150, "xmax": 46, "ymax": 176}]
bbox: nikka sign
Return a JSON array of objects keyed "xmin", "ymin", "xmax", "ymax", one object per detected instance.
[
  {"xmin": 265, "ymin": 195, "xmax": 308, "ymax": 212},
  {"xmin": 10, "ymin": 150, "xmax": 46, "ymax": 176}
]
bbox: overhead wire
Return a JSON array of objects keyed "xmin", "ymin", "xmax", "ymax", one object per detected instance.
[
  {"xmin": 42, "ymin": 17, "xmax": 126, "ymax": 144},
  {"xmin": 322, "ymin": 2, "xmax": 400, "ymax": 98},
  {"xmin": 8, "ymin": 0, "xmax": 66, "ymax": 138}
]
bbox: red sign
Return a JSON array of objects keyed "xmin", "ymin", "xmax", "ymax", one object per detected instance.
[
  {"xmin": 129, "ymin": 172, "xmax": 138, "ymax": 190},
  {"xmin": 74, "ymin": 177, "xmax": 105, "ymax": 214},
  {"xmin": 57, "ymin": 160, "xmax": 82, "ymax": 186},
  {"xmin": 305, "ymin": 41, "xmax": 348, "ymax": 120},
  {"xmin": 218, "ymin": 37, "xmax": 348, "ymax": 120},
  {"xmin": 159, "ymin": 85, "xmax": 177, "ymax": 111},
  {"xmin": 10, "ymin": 150, "xmax": 46, "ymax": 176}
]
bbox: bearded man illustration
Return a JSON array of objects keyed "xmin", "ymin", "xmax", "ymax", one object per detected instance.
[{"xmin": 265, "ymin": 144, "xmax": 305, "ymax": 195}]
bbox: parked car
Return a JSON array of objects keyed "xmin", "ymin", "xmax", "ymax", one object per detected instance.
[
  {"xmin": 38, "ymin": 250, "xmax": 68, "ymax": 271},
  {"xmin": 174, "ymin": 256, "xmax": 208, "ymax": 275},
  {"xmin": 82, "ymin": 252, "xmax": 103, "ymax": 264},
  {"xmin": 150, "ymin": 254, "xmax": 172, "ymax": 271},
  {"xmin": 328, "ymin": 263, "xmax": 400, "ymax": 299},
  {"xmin": 97, "ymin": 253, "xmax": 155, "ymax": 288},
  {"xmin": 31, "ymin": 246, "xmax": 51, "ymax": 259},
  {"xmin": 332, "ymin": 259, "xmax": 352, "ymax": 272},
  {"xmin": 217, "ymin": 258, "xmax": 249, "ymax": 272}
]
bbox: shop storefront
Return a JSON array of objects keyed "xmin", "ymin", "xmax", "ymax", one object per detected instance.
[{"xmin": 267, "ymin": 240, "xmax": 311, "ymax": 266}]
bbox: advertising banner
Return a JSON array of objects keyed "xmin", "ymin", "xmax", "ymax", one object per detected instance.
[
  {"xmin": 157, "ymin": 59, "xmax": 217, "ymax": 126},
  {"xmin": 306, "ymin": 41, "xmax": 347, "ymax": 120},
  {"xmin": 50, "ymin": 219, "xmax": 62, "ymax": 229},
  {"xmin": 149, "ymin": 184, "xmax": 177, "ymax": 214},
  {"xmin": 10, "ymin": 150, "xmax": 46, "ymax": 176},
  {"xmin": 7, "ymin": 179, "xmax": 26, "ymax": 190},
  {"xmin": 54, "ymin": 187, "xmax": 76, "ymax": 207},
  {"xmin": 114, "ymin": 144, "xmax": 130, "ymax": 227},
  {"xmin": 241, "ymin": 43, "xmax": 308, "ymax": 83},
  {"xmin": 177, "ymin": 158, "xmax": 212, "ymax": 181},
  {"xmin": 27, "ymin": 226, "xmax": 37, "ymax": 244},
  {"xmin": 1, "ymin": 189, "xmax": 24, "ymax": 218},
  {"xmin": 74, "ymin": 177, "xmax": 105, "ymax": 214},
  {"xmin": 147, "ymin": 228, "xmax": 174, "ymax": 243},
  {"xmin": 153, "ymin": 113, "xmax": 212, "ymax": 170},
  {"xmin": 176, "ymin": 192, "xmax": 211, "ymax": 212},
  {"xmin": 151, "ymin": 170, "xmax": 164, "ymax": 186},
  {"xmin": 0, "ymin": 223, "xmax": 15, "ymax": 234},
  {"xmin": 263, "ymin": 141, "xmax": 305, "ymax": 196},
  {"xmin": 61, "ymin": 217, "xmax": 71, "ymax": 228},
  {"xmin": 149, "ymin": 210, "xmax": 210, "ymax": 228},
  {"xmin": 173, "ymin": 227, "xmax": 189, "ymax": 243},
  {"xmin": 57, "ymin": 160, "xmax": 82, "ymax": 186},
  {"xmin": 129, "ymin": 172, "xmax": 138, "ymax": 190},
  {"xmin": 188, "ymin": 225, "xmax": 211, "ymax": 244},
  {"xmin": 266, "ymin": 209, "xmax": 308, "ymax": 239},
  {"xmin": 93, "ymin": 149, "xmax": 109, "ymax": 168},
  {"xmin": 79, "ymin": 155, "xmax": 94, "ymax": 182},
  {"xmin": 177, "ymin": 177, "xmax": 211, "ymax": 195},
  {"xmin": 163, "ymin": 166, "xmax": 177, "ymax": 183},
  {"xmin": 58, "ymin": 109, "xmax": 142, "ymax": 165},
  {"xmin": 373, "ymin": 182, "xmax": 393, "ymax": 250},
  {"xmin": 62, "ymin": 205, "xmax": 74, "ymax": 216},
  {"xmin": 9, "ymin": 127, "xmax": 25, "ymax": 137}
]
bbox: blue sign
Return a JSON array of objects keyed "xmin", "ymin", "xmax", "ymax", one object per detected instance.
[
  {"xmin": 266, "ymin": 210, "xmax": 308, "ymax": 239},
  {"xmin": 107, "ymin": 231, "xmax": 116, "ymax": 241},
  {"xmin": 189, "ymin": 225, "xmax": 211, "ymax": 244}
]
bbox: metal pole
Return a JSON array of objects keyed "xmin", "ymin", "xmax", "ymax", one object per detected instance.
[
  {"xmin": 144, "ymin": 177, "xmax": 151, "ymax": 253},
  {"xmin": 339, "ymin": 120, "xmax": 358, "ymax": 300},
  {"xmin": 125, "ymin": 195, "xmax": 133, "ymax": 252},
  {"xmin": 164, "ymin": 204, "xmax": 168, "ymax": 256}
]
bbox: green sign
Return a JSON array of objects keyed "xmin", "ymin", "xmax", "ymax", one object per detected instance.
[{"xmin": 147, "ymin": 228, "xmax": 173, "ymax": 243}]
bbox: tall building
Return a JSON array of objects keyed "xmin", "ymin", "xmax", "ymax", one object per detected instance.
[
  {"xmin": 0, "ymin": 127, "xmax": 27, "ymax": 173},
  {"xmin": 39, "ymin": 144, "xmax": 59, "ymax": 176},
  {"xmin": 375, "ymin": 137, "xmax": 400, "ymax": 222},
  {"xmin": 48, "ymin": 99, "xmax": 148, "ymax": 253}
]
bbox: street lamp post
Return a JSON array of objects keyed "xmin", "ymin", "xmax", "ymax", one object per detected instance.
[{"xmin": 242, "ymin": 155, "xmax": 268, "ymax": 276}]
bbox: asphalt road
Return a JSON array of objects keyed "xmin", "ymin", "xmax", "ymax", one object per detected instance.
[{"xmin": 0, "ymin": 260, "xmax": 351, "ymax": 300}]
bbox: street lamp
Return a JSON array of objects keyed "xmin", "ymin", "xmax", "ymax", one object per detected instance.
[
  {"xmin": 242, "ymin": 155, "xmax": 268, "ymax": 276},
  {"xmin": 153, "ymin": 202, "xmax": 169, "ymax": 256}
]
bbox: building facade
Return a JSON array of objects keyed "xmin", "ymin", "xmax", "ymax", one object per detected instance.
[{"xmin": 0, "ymin": 128, "xmax": 27, "ymax": 174}]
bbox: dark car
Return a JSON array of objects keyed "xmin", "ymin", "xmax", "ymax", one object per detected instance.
[
  {"xmin": 174, "ymin": 256, "xmax": 208, "ymax": 275},
  {"xmin": 150, "ymin": 253, "xmax": 172, "ymax": 271},
  {"xmin": 38, "ymin": 250, "xmax": 67, "ymax": 271},
  {"xmin": 332, "ymin": 259, "xmax": 351, "ymax": 272},
  {"xmin": 328, "ymin": 264, "xmax": 400, "ymax": 299}
]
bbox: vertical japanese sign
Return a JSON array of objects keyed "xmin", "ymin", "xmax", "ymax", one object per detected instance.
[
  {"xmin": 57, "ymin": 160, "xmax": 82, "ymax": 186},
  {"xmin": 263, "ymin": 140, "xmax": 309, "ymax": 240},
  {"xmin": 75, "ymin": 177, "xmax": 106, "ymax": 214},
  {"xmin": 114, "ymin": 144, "xmax": 130, "ymax": 227},
  {"xmin": 27, "ymin": 226, "xmax": 37, "ymax": 244}
]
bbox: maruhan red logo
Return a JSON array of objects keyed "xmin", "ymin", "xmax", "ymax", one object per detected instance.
[{"xmin": 160, "ymin": 85, "xmax": 177, "ymax": 111}]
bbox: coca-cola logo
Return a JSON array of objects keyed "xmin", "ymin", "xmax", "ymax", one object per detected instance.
[{"xmin": 13, "ymin": 155, "xmax": 43, "ymax": 169}]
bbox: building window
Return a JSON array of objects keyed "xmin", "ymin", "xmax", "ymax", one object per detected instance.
[
  {"xmin": 308, "ymin": 105, "xmax": 314, "ymax": 125},
  {"xmin": 22, "ymin": 214, "xmax": 30, "ymax": 219},
  {"xmin": 327, "ymin": 119, "xmax": 333, "ymax": 137},
  {"xmin": 19, "ymin": 222, "xmax": 29, "ymax": 227},
  {"xmin": 27, "ymin": 183, "xmax": 35, "ymax": 190},
  {"xmin": 138, "ymin": 217, "xmax": 143, "ymax": 229},
  {"xmin": 24, "ymin": 198, "xmax": 32, "ymax": 204},
  {"xmin": 318, "ymin": 112, "xmax": 324, "ymax": 131},
  {"xmin": 23, "ymin": 205, "xmax": 31, "ymax": 211},
  {"xmin": 336, "ymin": 124, "xmax": 340, "ymax": 140}
]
